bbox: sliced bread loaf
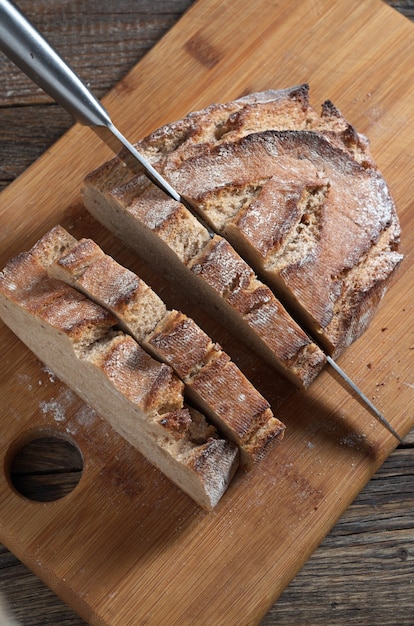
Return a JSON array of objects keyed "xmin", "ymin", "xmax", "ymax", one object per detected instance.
[
  {"xmin": 83, "ymin": 170, "xmax": 325, "ymax": 389},
  {"xmin": 44, "ymin": 225, "xmax": 285, "ymax": 464},
  {"xmin": 83, "ymin": 85, "xmax": 401, "ymax": 358},
  {"xmin": 158, "ymin": 129, "xmax": 402, "ymax": 356},
  {"xmin": 0, "ymin": 238, "xmax": 239, "ymax": 509}
]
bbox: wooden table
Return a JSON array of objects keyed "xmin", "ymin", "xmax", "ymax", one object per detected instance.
[{"xmin": 0, "ymin": 1, "xmax": 413, "ymax": 624}]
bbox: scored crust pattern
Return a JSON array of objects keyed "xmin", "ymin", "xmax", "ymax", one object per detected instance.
[{"xmin": 84, "ymin": 84, "xmax": 402, "ymax": 370}]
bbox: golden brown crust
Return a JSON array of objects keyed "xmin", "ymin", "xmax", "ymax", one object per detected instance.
[
  {"xmin": 46, "ymin": 227, "xmax": 286, "ymax": 463},
  {"xmin": 0, "ymin": 241, "xmax": 239, "ymax": 510},
  {"xmin": 48, "ymin": 231, "xmax": 167, "ymax": 343},
  {"xmin": 148, "ymin": 309, "xmax": 286, "ymax": 463},
  {"xmin": 133, "ymin": 83, "xmax": 372, "ymax": 167},
  {"xmin": 79, "ymin": 255, "xmax": 143, "ymax": 309},
  {"xmin": 186, "ymin": 437, "xmax": 239, "ymax": 498},
  {"xmin": 189, "ymin": 355, "xmax": 272, "ymax": 437},
  {"xmin": 90, "ymin": 333, "xmax": 185, "ymax": 415},
  {"xmin": 146, "ymin": 310, "xmax": 218, "ymax": 380},
  {"xmin": 51, "ymin": 238, "xmax": 105, "ymax": 279},
  {"xmin": 83, "ymin": 84, "xmax": 400, "ymax": 381},
  {"xmin": 188, "ymin": 236, "xmax": 319, "ymax": 364},
  {"xmin": 0, "ymin": 251, "xmax": 116, "ymax": 350},
  {"xmin": 156, "ymin": 127, "xmax": 402, "ymax": 355}
]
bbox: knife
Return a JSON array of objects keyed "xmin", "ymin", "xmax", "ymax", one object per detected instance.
[
  {"xmin": 0, "ymin": 0, "xmax": 190, "ymax": 204},
  {"xmin": 0, "ymin": 0, "xmax": 403, "ymax": 442}
]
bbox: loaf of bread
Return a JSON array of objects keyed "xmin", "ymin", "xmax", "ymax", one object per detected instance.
[
  {"xmin": 0, "ymin": 237, "xmax": 239, "ymax": 510},
  {"xmin": 84, "ymin": 84, "xmax": 402, "ymax": 359},
  {"xmin": 43, "ymin": 225, "xmax": 285, "ymax": 465},
  {"xmin": 83, "ymin": 105, "xmax": 329, "ymax": 388}
]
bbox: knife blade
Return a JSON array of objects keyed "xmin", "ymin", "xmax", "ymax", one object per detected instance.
[
  {"xmin": 325, "ymin": 356, "xmax": 402, "ymax": 442},
  {"xmin": 0, "ymin": 0, "xmax": 402, "ymax": 442}
]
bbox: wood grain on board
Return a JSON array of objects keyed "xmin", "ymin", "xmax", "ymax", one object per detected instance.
[{"xmin": 0, "ymin": 0, "xmax": 413, "ymax": 624}]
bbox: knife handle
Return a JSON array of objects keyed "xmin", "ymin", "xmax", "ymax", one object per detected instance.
[
  {"xmin": 0, "ymin": 0, "xmax": 203, "ymax": 212},
  {"xmin": 0, "ymin": 0, "xmax": 111, "ymax": 128}
]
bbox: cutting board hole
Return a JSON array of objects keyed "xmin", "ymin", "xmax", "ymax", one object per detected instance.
[{"xmin": 7, "ymin": 434, "xmax": 84, "ymax": 502}]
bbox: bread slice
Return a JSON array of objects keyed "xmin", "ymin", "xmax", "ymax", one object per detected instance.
[
  {"xmin": 43, "ymin": 225, "xmax": 285, "ymax": 464},
  {"xmin": 0, "ymin": 241, "xmax": 239, "ymax": 510},
  {"xmin": 83, "ymin": 169, "xmax": 326, "ymax": 389},
  {"xmin": 84, "ymin": 85, "xmax": 401, "ymax": 357}
]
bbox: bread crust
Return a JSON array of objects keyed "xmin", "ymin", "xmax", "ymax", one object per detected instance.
[
  {"xmin": 125, "ymin": 88, "xmax": 401, "ymax": 357},
  {"xmin": 84, "ymin": 172, "xmax": 326, "ymax": 387},
  {"xmin": 188, "ymin": 236, "xmax": 316, "ymax": 365},
  {"xmin": 154, "ymin": 128, "xmax": 402, "ymax": 354},
  {"xmin": 45, "ymin": 226, "xmax": 285, "ymax": 464},
  {"xmin": 147, "ymin": 309, "xmax": 285, "ymax": 463},
  {"xmin": 0, "ymin": 239, "xmax": 239, "ymax": 509},
  {"xmin": 83, "ymin": 84, "xmax": 401, "ymax": 376}
]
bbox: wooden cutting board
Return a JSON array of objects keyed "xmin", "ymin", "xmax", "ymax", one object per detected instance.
[{"xmin": 1, "ymin": 0, "xmax": 414, "ymax": 623}]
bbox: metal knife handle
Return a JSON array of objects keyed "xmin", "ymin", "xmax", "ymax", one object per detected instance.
[
  {"xmin": 0, "ymin": 0, "xmax": 110, "ymax": 128},
  {"xmin": 0, "ymin": 0, "xmax": 191, "ymax": 206}
]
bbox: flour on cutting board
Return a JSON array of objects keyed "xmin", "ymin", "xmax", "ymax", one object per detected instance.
[
  {"xmin": 41, "ymin": 365, "xmax": 58, "ymax": 383},
  {"xmin": 38, "ymin": 385, "xmax": 99, "ymax": 435},
  {"xmin": 17, "ymin": 372, "xmax": 33, "ymax": 390},
  {"xmin": 39, "ymin": 388, "xmax": 77, "ymax": 423}
]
